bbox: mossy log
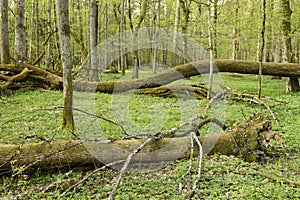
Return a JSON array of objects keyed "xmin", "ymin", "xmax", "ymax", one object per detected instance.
[
  {"xmin": 0, "ymin": 63, "xmax": 63, "ymax": 89},
  {"xmin": 1, "ymin": 59, "xmax": 299, "ymax": 93},
  {"xmin": 0, "ymin": 113, "xmax": 274, "ymax": 171},
  {"xmin": 0, "ymin": 67, "xmax": 31, "ymax": 95},
  {"xmin": 133, "ymin": 84, "xmax": 208, "ymax": 99}
]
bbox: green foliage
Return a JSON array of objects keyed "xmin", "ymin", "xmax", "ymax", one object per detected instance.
[{"xmin": 0, "ymin": 74, "xmax": 299, "ymax": 199}]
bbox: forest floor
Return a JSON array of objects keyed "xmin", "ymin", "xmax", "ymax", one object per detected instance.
[{"xmin": 0, "ymin": 73, "xmax": 299, "ymax": 199}]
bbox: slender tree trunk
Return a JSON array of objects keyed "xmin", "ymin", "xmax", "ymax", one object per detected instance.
[
  {"xmin": 129, "ymin": 0, "xmax": 148, "ymax": 79},
  {"xmin": 105, "ymin": 3, "xmax": 109, "ymax": 69},
  {"xmin": 172, "ymin": 0, "xmax": 180, "ymax": 66},
  {"xmin": 35, "ymin": 0, "xmax": 40, "ymax": 65},
  {"xmin": 76, "ymin": 0, "xmax": 88, "ymax": 64},
  {"xmin": 212, "ymin": 0, "xmax": 218, "ymax": 59},
  {"xmin": 258, "ymin": 0, "xmax": 266, "ymax": 99},
  {"xmin": 56, "ymin": 0, "xmax": 74, "ymax": 131},
  {"xmin": 179, "ymin": 0, "xmax": 191, "ymax": 64},
  {"xmin": 207, "ymin": 0, "xmax": 214, "ymax": 99},
  {"xmin": 14, "ymin": 0, "xmax": 26, "ymax": 62},
  {"xmin": 0, "ymin": 0, "xmax": 10, "ymax": 64},
  {"xmin": 29, "ymin": 0, "xmax": 35, "ymax": 60},
  {"xmin": 89, "ymin": 0, "xmax": 99, "ymax": 81},
  {"xmin": 152, "ymin": 0, "xmax": 160, "ymax": 74},
  {"xmin": 46, "ymin": 0, "xmax": 53, "ymax": 68},
  {"xmin": 231, "ymin": 0, "xmax": 239, "ymax": 60},
  {"xmin": 280, "ymin": 0, "xmax": 300, "ymax": 92},
  {"xmin": 120, "ymin": 0, "xmax": 125, "ymax": 75}
]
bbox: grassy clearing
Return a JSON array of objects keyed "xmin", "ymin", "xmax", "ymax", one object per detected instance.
[{"xmin": 0, "ymin": 73, "xmax": 299, "ymax": 199}]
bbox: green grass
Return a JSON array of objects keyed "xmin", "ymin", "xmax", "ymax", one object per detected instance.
[{"xmin": 0, "ymin": 73, "xmax": 299, "ymax": 199}]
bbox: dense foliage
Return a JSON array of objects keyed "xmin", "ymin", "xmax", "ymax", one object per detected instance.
[{"xmin": 2, "ymin": 0, "xmax": 300, "ymax": 68}]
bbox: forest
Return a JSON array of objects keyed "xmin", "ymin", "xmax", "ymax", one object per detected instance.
[{"xmin": 0, "ymin": 0, "xmax": 299, "ymax": 199}]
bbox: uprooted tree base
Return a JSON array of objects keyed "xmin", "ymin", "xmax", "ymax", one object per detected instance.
[{"xmin": 0, "ymin": 113, "xmax": 281, "ymax": 172}]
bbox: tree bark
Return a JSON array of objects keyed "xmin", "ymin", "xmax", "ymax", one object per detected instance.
[
  {"xmin": 0, "ymin": 0, "xmax": 10, "ymax": 64},
  {"xmin": 89, "ymin": 0, "xmax": 99, "ymax": 81},
  {"xmin": 280, "ymin": 0, "xmax": 300, "ymax": 92},
  {"xmin": 0, "ymin": 113, "xmax": 274, "ymax": 171},
  {"xmin": 56, "ymin": 0, "xmax": 74, "ymax": 131},
  {"xmin": 14, "ymin": 0, "xmax": 26, "ymax": 62}
]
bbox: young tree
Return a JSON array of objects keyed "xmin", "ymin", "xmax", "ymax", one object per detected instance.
[
  {"xmin": 172, "ymin": 0, "xmax": 180, "ymax": 66},
  {"xmin": 280, "ymin": 0, "xmax": 300, "ymax": 92},
  {"xmin": 0, "ymin": 0, "xmax": 10, "ymax": 64},
  {"xmin": 258, "ymin": 0, "xmax": 266, "ymax": 99},
  {"xmin": 89, "ymin": 0, "xmax": 99, "ymax": 81},
  {"xmin": 14, "ymin": 0, "xmax": 26, "ymax": 62},
  {"xmin": 179, "ymin": 0, "xmax": 191, "ymax": 63},
  {"xmin": 231, "ymin": 0, "xmax": 239, "ymax": 60},
  {"xmin": 56, "ymin": 0, "xmax": 74, "ymax": 130}
]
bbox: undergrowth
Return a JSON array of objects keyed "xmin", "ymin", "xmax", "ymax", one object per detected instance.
[{"xmin": 0, "ymin": 73, "xmax": 299, "ymax": 199}]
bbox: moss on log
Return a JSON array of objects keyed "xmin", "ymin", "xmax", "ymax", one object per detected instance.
[
  {"xmin": 0, "ymin": 113, "xmax": 274, "ymax": 171},
  {"xmin": 134, "ymin": 84, "xmax": 208, "ymax": 99},
  {"xmin": 1, "ymin": 59, "xmax": 299, "ymax": 93}
]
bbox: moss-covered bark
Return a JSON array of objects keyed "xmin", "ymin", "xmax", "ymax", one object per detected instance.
[
  {"xmin": 1, "ymin": 59, "xmax": 299, "ymax": 93},
  {"xmin": 0, "ymin": 113, "xmax": 275, "ymax": 171}
]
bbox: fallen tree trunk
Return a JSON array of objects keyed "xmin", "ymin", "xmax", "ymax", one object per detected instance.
[
  {"xmin": 0, "ymin": 113, "xmax": 275, "ymax": 171},
  {"xmin": 1, "ymin": 59, "xmax": 299, "ymax": 93},
  {"xmin": 0, "ymin": 63, "xmax": 63, "ymax": 89},
  {"xmin": 134, "ymin": 84, "xmax": 208, "ymax": 99},
  {"xmin": 80, "ymin": 59, "xmax": 300, "ymax": 93},
  {"xmin": 0, "ymin": 67, "xmax": 31, "ymax": 94}
]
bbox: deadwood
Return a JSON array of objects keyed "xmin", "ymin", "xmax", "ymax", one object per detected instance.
[
  {"xmin": 1, "ymin": 59, "xmax": 299, "ymax": 93},
  {"xmin": 0, "ymin": 113, "xmax": 280, "ymax": 172}
]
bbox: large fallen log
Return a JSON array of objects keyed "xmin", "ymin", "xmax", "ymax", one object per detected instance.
[
  {"xmin": 0, "ymin": 63, "xmax": 63, "ymax": 89},
  {"xmin": 0, "ymin": 113, "xmax": 277, "ymax": 172},
  {"xmin": 78, "ymin": 59, "xmax": 300, "ymax": 93},
  {"xmin": 1, "ymin": 59, "xmax": 299, "ymax": 93}
]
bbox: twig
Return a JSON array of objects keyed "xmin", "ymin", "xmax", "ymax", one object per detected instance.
[
  {"xmin": 202, "ymin": 90, "xmax": 227, "ymax": 117},
  {"xmin": 24, "ymin": 134, "xmax": 51, "ymax": 142},
  {"xmin": 108, "ymin": 114, "xmax": 205, "ymax": 199},
  {"xmin": 12, "ymin": 141, "xmax": 85, "ymax": 177},
  {"xmin": 54, "ymin": 106, "xmax": 128, "ymax": 136},
  {"xmin": 239, "ymin": 170, "xmax": 300, "ymax": 187},
  {"xmin": 108, "ymin": 138, "xmax": 153, "ymax": 200},
  {"xmin": 59, "ymin": 160, "xmax": 125, "ymax": 198},
  {"xmin": 191, "ymin": 132, "xmax": 203, "ymax": 191},
  {"xmin": 43, "ymin": 170, "xmax": 73, "ymax": 192},
  {"xmin": 155, "ymin": 114, "xmax": 202, "ymax": 139},
  {"xmin": 198, "ymin": 117, "xmax": 227, "ymax": 130},
  {"xmin": 181, "ymin": 132, "xmax": 194, "ymax": 192},
  {"xmin": 225, "ymin": 87, "xmax": 280, "ymax": 126}
]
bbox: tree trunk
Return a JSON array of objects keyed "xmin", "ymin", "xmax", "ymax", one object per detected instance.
[
  {"xmin": 46, "ymin": 0, "xmax": 53, "ymax": 68},
  {"xmin": 179, "ymin": 0, "xmax": 191, "ymax": 64},
  {"xmin": 89, "ymin": 0, "xmax": 99, "ymax": 81},
  {"xmin": 172, "ymin": 0, "xmax": 180, "ymax": 67},
  {"xmin": 14, "ymin": 0, "xmax": 26, "ymax": 62},
  {"xmin": 129, "ymin": 0, "xmax": 148, "ymax": 79},
  {"xmin": 231, "ymin": 0, "xmax": 239, "ymax": 60},
  {"xmin": 0, "ymin": 0, "xmax": 10, "ymax": 64},
  {"xmin": 280, "ymin": 0, "xmax": 300, "ymax": 92},
  {"xmin": 258, "ymin": 0, "xmax": 266, "ymax": 99},
  {"xmin": 35, "ymin": 0, "xmax": 40, "ymax": 65},
  {"xmin": 0, "ymin": 113, "xmax": 275, "ymax": 171},
  {"xmin": 56, "ymin": 0, "xmax": 74, "ymax": 131}
]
